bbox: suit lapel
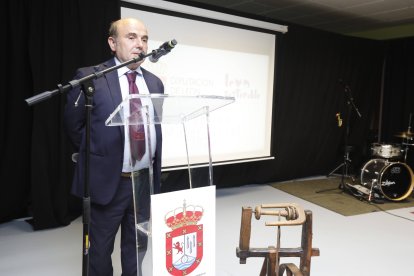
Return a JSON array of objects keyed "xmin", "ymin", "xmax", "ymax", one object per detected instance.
[
  {"xmin": 141, "ymin": 68, "xmax": 154, "ymax": 94},
  {"xmin": 100, "ymin": 59, "xmax": 123, "ymax": 107},
  {"xmin": 99, "ymin": 59, "xmax": 125, "ymax": 138}
]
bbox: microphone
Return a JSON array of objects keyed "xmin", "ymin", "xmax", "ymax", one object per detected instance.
[
  {"xmin": 336, "ymin": 113, "xmax": 343, "ymax": 127},
  {"xmin": 149, "ymin": 39, "xmax": 177, "ymax": 63}
]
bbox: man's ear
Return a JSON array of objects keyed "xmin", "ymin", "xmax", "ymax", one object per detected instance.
[{"xmin": 108, "ymin": 37, "xmax": 116, "ymax": 52}]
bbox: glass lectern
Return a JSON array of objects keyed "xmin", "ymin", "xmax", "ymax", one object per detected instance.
[{"xmin": 105, "ymin": 94, "xmax": 234, "ymax": 275}]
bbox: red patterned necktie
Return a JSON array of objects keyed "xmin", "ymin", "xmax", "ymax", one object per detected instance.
[{"xmin": 126, "ymin": 71, "xmax": 145, "ymax": 164}]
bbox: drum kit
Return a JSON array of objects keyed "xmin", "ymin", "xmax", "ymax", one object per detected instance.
[
  {"xmin": 325, "ymin": 81, "xmax": 414, "ymax": 202},
  {"xmin": 354, "ymin": 130, "xmax": 414, "ymax": 202}
]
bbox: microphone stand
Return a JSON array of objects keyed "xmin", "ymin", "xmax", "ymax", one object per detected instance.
[
  {"xmin": 338, "ymin": 83, "xmax": 362, "ymax": 192},
  {"xmin": 318, "ymin": 82, "xmax": 361, "ymax": 194},
  {"xmin": 25, "ymin": 52, "xmax": 154, "ymax": 276}
]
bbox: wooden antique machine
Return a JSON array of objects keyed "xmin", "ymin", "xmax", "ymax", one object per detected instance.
[{"xmin": 236, "ymin": 203, "xmax": 320, "ymax": 276}]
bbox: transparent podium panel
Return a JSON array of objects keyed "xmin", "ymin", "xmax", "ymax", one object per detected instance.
[
  {"xmin": 106, "ymin": 94, "xmax": 234, "ymax": 126},
  {"xmin": 106, "ymin": 94, "xmax": 234, "ymax": 276}
]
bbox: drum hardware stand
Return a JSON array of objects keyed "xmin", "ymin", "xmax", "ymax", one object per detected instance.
[
  {"xmin": 343, "ymin": 178, "xmax": 383, "ymax": 204},
  {"xmin": 367, "ymin": 179, "xmax": 376, "ymax": 202},
  {"xmin": 236, "ymin": 203, "xmax": 319, "ymax": 276}
]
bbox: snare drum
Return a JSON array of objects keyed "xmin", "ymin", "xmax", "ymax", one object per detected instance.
[
  {"xmin": 360, "ymin": 159, "xmax": 414, "ymax": 201},
  {"xmin": 370, "ymin": 143, "xmax": 402, "ymax": 159}
]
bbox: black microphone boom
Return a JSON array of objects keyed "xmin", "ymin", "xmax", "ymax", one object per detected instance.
[{"xmin": 149, "ymin": 39, "xmax": 177, "ymax": 63}]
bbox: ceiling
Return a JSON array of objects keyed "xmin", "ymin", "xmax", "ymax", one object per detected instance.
[{"xmin": 180, "ymin": 0, "xmax": 414, "ymax": 40}]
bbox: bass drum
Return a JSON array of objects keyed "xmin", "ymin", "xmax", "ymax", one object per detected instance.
[{"xmin": 360, "ymin": 159, "xmax": 414, "ymax": 201}]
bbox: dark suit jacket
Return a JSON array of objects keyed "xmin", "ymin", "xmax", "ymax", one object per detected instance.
[{"xmin": 64, "ymin": 58, "xmax": 164, "ymax": 205}]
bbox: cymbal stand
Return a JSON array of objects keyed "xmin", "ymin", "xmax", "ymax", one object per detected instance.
[
  {"xmin": 403, "ymin": 113, "xmax": 412, "ymax": 163},
  {"xmin": 403, "ymin": 141, "xmax": 410, "ymax": 163}
]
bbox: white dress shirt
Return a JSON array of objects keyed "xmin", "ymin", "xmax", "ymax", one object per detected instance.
[{"xmin": 114, "ymin": 57, "xmax": 157, "ymax": 172}]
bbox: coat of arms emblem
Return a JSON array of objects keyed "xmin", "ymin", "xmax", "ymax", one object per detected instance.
[{"xmin": 165, "ymin": 200, "xmax": 204, "ymax": 275}]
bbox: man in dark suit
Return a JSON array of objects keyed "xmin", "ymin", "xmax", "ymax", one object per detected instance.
[{"xmin": 64, "ymin": 18, "xmax": 163, "ymax": 276}]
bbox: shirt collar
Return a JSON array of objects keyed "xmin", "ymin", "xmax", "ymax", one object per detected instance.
[{"xmin": 114, "ymin": 57, "xmax": 143, "ymax": 78}]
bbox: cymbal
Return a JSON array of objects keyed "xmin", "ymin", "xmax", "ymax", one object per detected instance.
[{"xmin": 395, "ymin": 131, "xmax": 414, "ymax": 139}]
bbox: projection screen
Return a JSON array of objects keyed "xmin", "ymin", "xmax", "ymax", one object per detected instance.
[{"xmin": 121, "ymin": 1, "xmax": 286, "ymax": 169}]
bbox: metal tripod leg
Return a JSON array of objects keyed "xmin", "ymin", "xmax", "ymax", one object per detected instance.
[
  {"xmin": 327, "ymin": 146, "xmax": 352, "ymax": 178},
  {"xmin": 327, "ymin": 162, "xmax": 345, "ymax": 177}
]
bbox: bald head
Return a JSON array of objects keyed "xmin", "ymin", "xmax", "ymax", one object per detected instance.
[{"xmin": 109, "ymin": 18, "xmax": 147, "ymax": 38}]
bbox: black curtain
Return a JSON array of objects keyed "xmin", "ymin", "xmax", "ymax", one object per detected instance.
[
  {"xmin": 1, "ymin": 0, "xmax": 119, "ymax": 229},
  {"xmin": 382, "ymin": 37, "xmax": 414, "ymax": 168},
  {"xmin": 269, "ymin": 26, "xmax": 385, "ymax": 180}
]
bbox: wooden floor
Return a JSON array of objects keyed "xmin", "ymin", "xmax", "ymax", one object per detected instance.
[{"xmin": 1, "ymin": 178, "xmax": 414, "ymax": 275}]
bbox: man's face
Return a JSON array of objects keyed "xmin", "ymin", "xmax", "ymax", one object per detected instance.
[{"xmin": 108, "ymin": 19, "xmax": 148, "ymax": 69}]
